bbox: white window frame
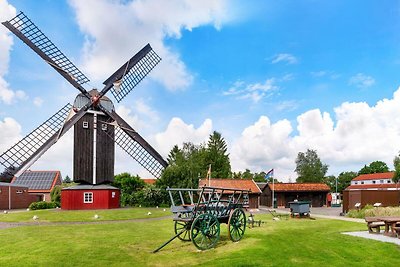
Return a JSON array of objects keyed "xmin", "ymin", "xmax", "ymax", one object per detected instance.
[
  {"xmin": 83, "ymin": 192, "xmax": 93, "ymax": 203},
  {"xmin": 16, "ymin": 189, "xmax": 23, "ymax": 194},
  {"xmin": 83, "ymin": 121, "xmax": 89, "ymax": 129},
  {"xmin": 101, "ymin": 124, "xmax": 108, "ymax": 131}
]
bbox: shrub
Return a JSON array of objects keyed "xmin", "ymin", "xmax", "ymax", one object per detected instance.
[
  {"xmin": 134, "ymin": 185, "xmax": 169, "ymax": 207},
  {"xmin": 50, "ymin": 185, "xmax": 61, "ymax": 206},
  {"xmin": 29, "ymin": 201, "xmax": 58, "ymax": 210},
  {"xmin": 347, "ymin": 205, "xmax": 400, "ymax": 218}
]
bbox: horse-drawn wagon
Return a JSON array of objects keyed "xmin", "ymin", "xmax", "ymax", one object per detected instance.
[{"xmin": 153, "ymin": 186, "xmax": 249, "ymax": 252}]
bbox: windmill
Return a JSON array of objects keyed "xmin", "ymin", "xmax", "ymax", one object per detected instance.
[{"xmin": 0, "ymin": 12, "xmax": 167, "ymax": 194}]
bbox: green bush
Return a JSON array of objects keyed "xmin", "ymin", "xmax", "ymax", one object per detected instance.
[
  {"xmin": 347, "ymin": 205, "xmax": 400, "ymax": 218},
  {"xmin": 50, "ymin": 185, "xmax": 61, "ymax": 206},
  {"xmin": 134, "ymin": 185, "xmax": 169, "ymax": 207},
  {"xmin": 29, "ymin": 201, "xmax": 58, "ymax": 210}
]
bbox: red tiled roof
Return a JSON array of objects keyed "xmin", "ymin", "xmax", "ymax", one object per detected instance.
[
  {"xmin": 345, "ymin": 184, "xmax": 400, "ymax": 190},
  {"xmin": 198, "ymin": 179, "xmax": 261, "ymax": 194},
  {"xmin": 142, "ymin": 179, "xmax": 157, "ymax": 185},
  {"xmin": 352, "ymin": 172, "xmax": 394, "ymax": 181},
  {"xmin": 268, "ymin": 183, "xmax": 330, "ymax": 192}
]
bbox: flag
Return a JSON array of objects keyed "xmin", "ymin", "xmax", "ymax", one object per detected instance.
[{"xmin": 264, "ymin": 169, "xmax": 274, "ymax": 181}]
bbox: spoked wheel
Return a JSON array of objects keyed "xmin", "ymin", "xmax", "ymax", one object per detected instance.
[
  {"xmin": 190, "ymin": 213, "xmax": 220, "ymax": 250},
  {"xmin": 174, "ymin": 221, "xmax": 191, "ymax": 241},
  {"xmin": 228, "ymin": 208, "xmax": 246, "ymax": 242}
]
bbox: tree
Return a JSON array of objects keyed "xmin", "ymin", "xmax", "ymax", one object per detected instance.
[
  {"xmin": 393, "ymin": 153, "xmax": 400, "ymax": 183},
  {"xmin": 50, "ymin": 185, "xmax": 61, "ymax": 206},
  {"xmin": 358, "ymin": 161, "xmax": 389, "ymax": 175},
  {"xmin": 205, "ymin": 131, "xmax": 231, "ymax": 178},
  {"xmin": 112, "ymin": 173, "xmax": 145, "ymax": 206},
  {"xmin": 323, "ymin": 175, "xmax": 336, "ymax": 192},
  {"xmin": 337, "ymin": 171, "xmax": 357, "ymax": 192},
  {"xmin": 295, "ymin": 149, "xmax": 328, "ymax": 183},
  {"xmin": 63, "ymin": 175, "xmax": 72, "ymax": 183}
]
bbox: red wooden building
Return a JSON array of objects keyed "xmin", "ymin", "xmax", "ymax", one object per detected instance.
[
  {"xmin": 198, "ymin": 179, "xmax": 261, "ymax": 209},
  {"xmin": 61, "ymin": 184, "xmax": 120, "ymax": 210}
]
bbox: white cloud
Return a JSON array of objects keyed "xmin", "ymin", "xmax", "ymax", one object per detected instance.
[
  {"xmin": 230, "ymin": 87, "xmax": 400, "ymax": 181},
  {"xmin": 223, "ymin": 78, "xmax": 278, "ymax": 103},
  {"xmin": 0, "ymin": 117, "xmax": 22, "ymax": 152},
  {"xmin": 271, "ymin": 53, "xmax": 298, "ymax": 65},
  {"xmin": 154, "ymin": 117, "xmax": 212, "ymax": 157},
  {"xmin": 0, "ymin": 1, "xmax": 24, "ymax": 105},
  {"xmin": 349, "ymin": 73, "xmax": 375, "ymax": 88},
  {"xmin": 33, "ymin": 97, "xmax": 44, "ymax": 107},
  {"xmin": 69, "ymin": 0, "xmax": 232, "ymax": 91}
]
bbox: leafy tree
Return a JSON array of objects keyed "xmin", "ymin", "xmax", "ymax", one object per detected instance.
[
  {"xmin": 63, "ymin": 175, "xmax": 72, "ymax": 183},
  {"xmin": 157, "ymin": 142, "xmax": 207, "ymax": 189},
  {"xmin": 323, "ymin": 175, "xmax": 336, "ymax": 192},
  {"xmin": 112, "ymin": 173, "xmax": 145, "ymax": 206},
  {"xmin": 393, "ymin": 153, "xmax": 400, "ymax": 183},
  {"xmin": 205, "ymin": 131, "xmax": 231, "ymax": 178},
  {"xmin": 50, "ymin": 185, "xmax": 61, "ymax": 206},
  {"xmin": 295, "ymin": 149, "xmax": 328, "ymax": 183},
  {"xmin": 337, "ymin": 171, "xmax": 357, "ymax": 192},
  {"xmin": 358, "ymin": 161, "xmax": 389, "ymax": 175}
]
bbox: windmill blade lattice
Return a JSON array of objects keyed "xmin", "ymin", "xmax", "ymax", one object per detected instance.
[
  {"xmin": 2, "ymin": 12, "xmax": 90, "ymax": 87},
  {"xmin": 0, "ymin": 103, "xmax": 72, "ymax": 174},
  {"xmin": 103, "ymin": 44, "xmax": 161, "ymax": 103},
  {"xmin": 114, "ymin": 127, "xmax": 165, "ymax": 178}
]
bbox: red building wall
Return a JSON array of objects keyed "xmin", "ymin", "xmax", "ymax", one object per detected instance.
[
  {"xmin": 61, "ymin": 189, "xmax": 120, "ymax": 210},
  {"xmin": 0, "ymin": 185, "xmax": 39, "ymax": 209}
]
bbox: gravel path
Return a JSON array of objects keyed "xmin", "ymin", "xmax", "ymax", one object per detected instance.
[{"xmin": 342, "ymin": 231, "xmax": 400, "ymax": 245}]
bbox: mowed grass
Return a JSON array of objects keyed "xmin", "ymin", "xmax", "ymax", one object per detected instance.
[
  {"xmin": 0, "ymin": 207, "xmax": 169, "ymax": 222},
  {"xmin": 0, "ymin": 213, "xmax": 399, "ymax": 266}
]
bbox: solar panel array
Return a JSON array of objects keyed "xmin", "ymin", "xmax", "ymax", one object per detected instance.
[
  {"xmin": 5, "ymin": 12, "xmax": 90, "ymax": 86},
  {"xmin": 114, "ymin": 127, "xmax": 165, "ymax": 178},
  {"xmin": 0, "ymin": 103, "xmax": 72, "ymax": 173},
  {"xmin": 13, "ymin": 171, "xmax": 57, "ymax": 190}
]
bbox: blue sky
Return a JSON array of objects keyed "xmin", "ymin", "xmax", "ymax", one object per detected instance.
[{"xmin": 2, "ymin": 0, "xmax": 400, "ymax": 181}]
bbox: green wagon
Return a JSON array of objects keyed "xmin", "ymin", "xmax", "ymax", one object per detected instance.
[{"xmin": 153, "ymin": 186, "xmax": 250, "ymax": 252}]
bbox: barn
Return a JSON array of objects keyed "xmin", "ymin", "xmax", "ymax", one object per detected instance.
[
  {"xmin": 198, "ymin": 179, "xmax": 261, "ymax": 209},
  {"xmin": 0, "ymin": 182, "xmax": 39, "ymax": 210},
  {"xmin": 261, "ymin": 183, "xmax": 330, "ymax": 208},
  {"xmin": 342, "ymin": 172, "xmax": 400, "ymax": 212},
  {"xmin": 11, "ymin": 170, "xmax": 62, "ymax": 202},
  {"xmin": 61, "ymin": 184, "xmax": 120, "ymax": 210}
]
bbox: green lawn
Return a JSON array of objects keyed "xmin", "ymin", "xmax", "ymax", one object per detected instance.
[
  {"xmin": 0, "ymin": 212, "xmax": 399, "ymax": 266},
  {"xmin": 0, "ymin": 207, "xmax": 169, "ymax": 222}
]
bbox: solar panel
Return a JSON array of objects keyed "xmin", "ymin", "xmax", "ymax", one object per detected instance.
[{"xmin": 14, "ymin": 171, "xmax": 57, "ymax": 190}]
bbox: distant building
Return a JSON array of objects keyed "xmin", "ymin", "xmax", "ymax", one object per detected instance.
[
  {"xmin": 261, "ymin": 183, "xmax": 330, "ymax": 208},
  {"xmin": 199, "ymin": 179, "xmax": 261, "ymax": 209},
  {"xmin": 11, "ymin": 170, "xmax": 62, "ymax": 202},
  {"xmin": 0, "ymin": 182, "xmax": 39, "ymax": 210},
  {"xmin": 142, "ymin": 178, "xmax": 157, "ymax": 185},
  {"xmin": 343, "ymin": 172, "xmax": 400, "ymax": 212}
]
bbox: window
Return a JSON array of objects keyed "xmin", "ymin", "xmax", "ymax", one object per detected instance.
[
  {"xmin": 372, "ymin": 181, "xmax": 376, "ymax": 184},
  {"xmin": 83, "ymin": 121, "xmax": 89, "ymax": 129},
  {"xmin": 380, "ymin": 180, "xmax": 384, "ymax": 184},
  {"xmin": 101, "ymin": 124, "xmax": 108, "ymax": 131},
  {"xmin": 354, "ymin": 182, "xmax": 358, "ymax": 185},
  {"xmin": 84, "ymin": 192, "xmax": 93, "ymax": 203},
  {"xmin": 361, "ymin": 181, "xmax": 364, "ymax": 184},
  {"xmin": 388, "ymin": 180, "xmax": 392, "ymax": 183},
  {"xmin": 16, "ymin": 189, "xmax": 23, "ymax": 194}
]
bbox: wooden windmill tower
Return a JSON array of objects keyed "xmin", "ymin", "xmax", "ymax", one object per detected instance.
[{"xmin": 0, "ymin": 12, "xmax": 167, "ymax": 209}]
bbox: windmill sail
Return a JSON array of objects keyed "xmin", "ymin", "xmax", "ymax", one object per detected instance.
[
  {"xmin": 102, "ymin": 44, "xmax": 161, "ymax": 103},
  {"xmin": 0, "ymin": 103, "xmax": 72, "ymax": 177},
  {"xmin": 2, "ymin": 12, "xmax": 90, "ymax": 95}
]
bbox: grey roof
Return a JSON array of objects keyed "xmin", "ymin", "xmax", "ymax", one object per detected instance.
[
  {"xmin": 0, "ymin": 182, "xmax": 28, "ymax": 188},
  {"xmin": 63, "ymin": 184, "xmax": 118, "ymax": 190},
  {"xmin": 12, "ymin": 171, "xmax": 60, "ymax": 190}
]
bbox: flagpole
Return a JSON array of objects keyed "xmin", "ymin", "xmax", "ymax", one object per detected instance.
[{"xmin": 272, "ymin": 170, "xmax": 275, "ymax": 208}]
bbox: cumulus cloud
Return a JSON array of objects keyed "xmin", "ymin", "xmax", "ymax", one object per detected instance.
[
  {"xmin": 33, "ymin": 97, "xmax": 44, "ymax": 107},
  {"xmin": 223, "ymin": 79, "xmax": 278, "ymax": 103},
  {"xmin": 154, "ymin": 117, "xmax": 212, "ymax": 157},
  {"xmin": 69, "ymin": 0, "xmax": 231, "ymax": 91},
  {"xmin": 230, "ymin": 87, "xmax": 400, "ymax": 181},
  {"xmin": 0, "ymin": 1, "xmax": 24, "ymax": 105},
  {"xmin": 271, "ymin": 53, "xmax": 298, "ymax": 65},
  {"xmin": 349, "ymin": 73, "xmax": 375, "ymax": 88},
  {"xmin": 0, "ymin": 117, "xmax": 22, "ymax": 152}
]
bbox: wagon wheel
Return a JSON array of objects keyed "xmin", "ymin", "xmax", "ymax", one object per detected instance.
[
  {"xmin": 174, "ymin": 221, "xmax": 191, "ymax": 241},
  {"xmin": 190, "ymin": 213, "xmax": 220, "ymax": 250},
  {"xmin": 228, "ymin": 208, "xmax": 246, "ymax": 242}
]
